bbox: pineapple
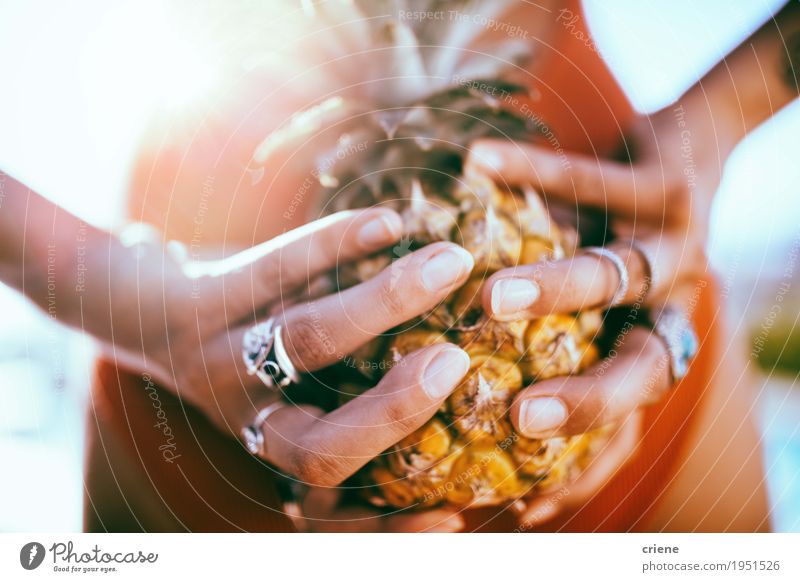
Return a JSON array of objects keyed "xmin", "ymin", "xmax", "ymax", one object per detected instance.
[{"xmin": 252, "ymin": 0, "xmax": 614, "ymax": 509}]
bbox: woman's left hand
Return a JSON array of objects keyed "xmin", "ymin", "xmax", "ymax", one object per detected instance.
[{"xmin": 465, "ymin": 113, "xmax": 713, "ymax": 527}]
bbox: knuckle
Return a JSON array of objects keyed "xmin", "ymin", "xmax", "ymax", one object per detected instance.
[
  {"xmin": 253, "ymin": 252, "xmax": 305, "ymax": 301},
  {"xmin": 256, "ymin": 255, "xmax": 284, "ymax": 288},
  {"xmin": 289, "ymin": 441, "xmax": 342, "ymax": 487},
  {"xmin": 533, "ymin": 378, "xmax": 602, "ymax": 434},
  {"xmin": 377, "ymin": 277, "xmax": 411, "ymax": 319},
  {"xmin": 318, "ymin": 228, "xmax": 343, "ymax": 264},
  {"xmin": 596, "ymin": 372, "xmax": 641, "ymax": 425},
  {"xmin": 171, "ymin": 341, "xmax": 206, "ymax": 386},
  {"xmin": 288, "ymin": 447, "xmax": 318, "ymax": 483},
  {"xmin": 380, "ymin": 396, "xmax": 423, "ymax": 438},
  {"xmin": 283, "ymin": 317, "xmax": 328, "ymax": 370},
  {"xmin": 176, "ymin": 358, "xmax": 204, "ymax": 391},
  {"xmin": 571, "ymin": 160, "xmax": 600, "ymax": 194}
]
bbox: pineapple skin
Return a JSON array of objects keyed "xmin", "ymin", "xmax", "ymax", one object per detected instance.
[
  {"xmin": 339, "ymin": 174, "xmax": 612, "ymax": 510},
  {"xmin": 245, "ymin": 1, "xmax": 616, "ymax": 509}
]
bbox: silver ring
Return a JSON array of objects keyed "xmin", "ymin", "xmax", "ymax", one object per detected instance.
[
  {"xmin": 243, "ymin": 318, "xmax": 275, "ymax": 377},
  {"xmin": 273, "ymin": 324, "xmax": 300, "ymax": 384},
  {"xmin": 241, "ymin": 400, "xmax": 288, "ymax": 457},
  {"xmin": 623, "ymin": 239, "xmax": 659, "ymax": 302},
  {"xmin": 650, "ymin": 305, "xmax": 699, "ymax": 384},
  {"xmin": 242, "ymin": 317, "xmax": 300, "ymax": 391},
  {"xmin": 585, "ymin": 246, "xmax": 630, "ymax": 307}
]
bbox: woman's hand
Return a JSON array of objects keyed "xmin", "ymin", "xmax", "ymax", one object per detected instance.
[
  {"xmin": 112, "ymin": 208, "xmax": 481, "ymax": 491},
  {"xmin": 479, "ymin": 231, "xmax": 699, "ymax": 438},
  {"xmin": 120, "ymin": 209, "xmax": 484, "ymax": 534},
  {"xmin": 0, "ymin": 180, "xmax": 476, "ymax": 492},
  {"xmin": 463, "ymin": 112, "xmax": 712, "ymax": 526},
  {"xmin": 1, "ymin": 175, "xmax": 472, "ymax": 528}
]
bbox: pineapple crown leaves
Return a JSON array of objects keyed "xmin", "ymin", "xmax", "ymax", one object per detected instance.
[
  {"xmin": 321, "ymin": 86, "xmax": 540, "ymax": 212},
  {"xmin": 252, "ymin": 79, "xmax": 538, "ymax": 179},
  {"xmin": 252, "ymin": 0, "xmax": 538, "ymax": 155},
  {"xmin": 300, "ymin": 0, "xmax": 530, "ymax": 106},
  {"xmin": 250, "ymin": 0, "xmax": 550, "ymax": 222}
]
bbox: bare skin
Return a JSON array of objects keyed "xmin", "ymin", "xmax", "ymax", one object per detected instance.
[
  {"xmin": 82, "ymin": 1, "xmax": 798, "ymax": 531},
  {"xmin": 466, "ymin": 2, "xmax": 798, "ymax": 530},
  {"xmin": 1, "ymin": 174, "xmax": 483, "ymax": 531}
]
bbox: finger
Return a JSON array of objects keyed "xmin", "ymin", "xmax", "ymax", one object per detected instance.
[
  {"xmin": 209, "ymin": 241, "xmax": 472, "ymax": 424},
  {"xmin": 560, "ymin": 410, "xmax": 642, "ymax": 502},
  {"xmin": 300, "ymin": 487, "xmax": 368, "ymax": 533},
  {"xmin": 277, "ymin": 241, "xmax": 474, "ymax": 372},
  {"xmin": 467, "ymin": 140, "xmax": 674, "ymax": 221},
  {"xmin": 303, "ymin": 488, "xmax": 464, "ymax": 532},
  {"xmin": 483, "ymin": 234, "xmax": 698, "ymax": 321},
  {"xmin": 305, "ymin": 505, "xmax": 382, "ymax": 533},
  {"xmin": 510, "ymin": 326, "xmax": 671, "ymax": 438},
  {"xmin": 204, "ymin": 208, "xmax": 403, "ymax": 317},
  {"xmin": 517, "ymin": 495, "xmax": 562, "ymax": 529},
  {"xmin": 519, "ymin": 412, "xmax": 641, "ymax": 528},
  {"xmin": 310, "ymin": 507, "xmax": 464, "ymax": 533},
  {"xmin": 384, "ymin": 509, "xmax": 464, "ymax": 533},
  {"xmin": 263, "ymin": 344, "xmax": 471, "ymax": 486}
]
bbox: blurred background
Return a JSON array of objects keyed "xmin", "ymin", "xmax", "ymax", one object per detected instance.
[{"xmin": 0, "ymin": 0, "xmax": 798, "ymax": 531}]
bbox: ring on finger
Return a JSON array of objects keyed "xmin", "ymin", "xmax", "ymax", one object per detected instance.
[
  {"xmin": 242, "ymin": 317, "xmax": 300, "ymax": 391},
  {"xmin": 621, "ymin": 238, "xmax": 659, "ymax": 302},
  {"xmin": 241, "ymin": 400, "xmax": 289, "ymax": 457},
  {"xmin": 649, "ymin": 305, "xmax": 699, "ymax": 384},
  {"xmin": 584, "ymin": 246, "xmax": 630, "ymax": 307}
]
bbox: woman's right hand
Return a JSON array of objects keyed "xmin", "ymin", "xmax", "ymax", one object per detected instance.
[{"xmin": 125, "ymin": 207, "xmax": 475, "ymax": 489}]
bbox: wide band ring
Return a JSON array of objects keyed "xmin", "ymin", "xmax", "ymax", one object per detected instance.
[
  {"xmin": 241, "ymin": 400, "xmax": 288, "ymax": 457},
  {"xmin": 585, "ymin": 246, "xmax": 630, "ymax": 307},
  {"xmin": 650, "ymin": 305, "xmax": 699, "ymax": 384},
  {"xmin": 242, "ymin": 317, "xmax": 300, "ymax": 392},
  {"xmin": 622, "ymin": 238, "xmax": 659, "ymax": 302}
]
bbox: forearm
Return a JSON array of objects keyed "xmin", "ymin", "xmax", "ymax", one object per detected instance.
[
  {"xmin": 660, "ymin": 3, "xmax": 798, "ymax": 155},
  {"xmin": 0, "ymin": 171, "xmax": 133, "ymax": 340},
  {"xmin": 684, "ymin": 1, "xmax": 798, "ymax": 150},
  {"xmin": 641, "ymin": 3, "xmax": 799, "ymax": 237},
  {"xmin": 716, "ymin": 2, "xmax": 799, "ymax": 135}
]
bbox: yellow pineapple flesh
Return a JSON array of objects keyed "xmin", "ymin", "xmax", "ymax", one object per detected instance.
[{"xmin": 346, "ymin": 175, "xmax": 611, "ymax": 509}]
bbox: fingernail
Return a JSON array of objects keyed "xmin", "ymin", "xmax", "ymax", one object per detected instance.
[
  {"xmin": 520, "ymin": 398, "xmax": 567, "ymax": 436},
  {"xmin": 470, "ymin": 145, "xmax": 504, "ymax": 173},
  {"xmin": 423, "ymin": 348, "xmax": 471, "ymax": 399},
  {"xmin": 421, "ymin": 248, "xmax": 474, "ymax": 292},
  {"xmin": 357, "ymin": 213, "xmax": 401, "ymax": 249},
  {"xmin": 491, "ymin": 278, "xmax": 540, "ymax": 315}
]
